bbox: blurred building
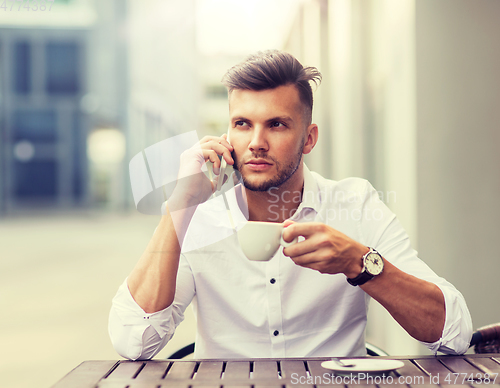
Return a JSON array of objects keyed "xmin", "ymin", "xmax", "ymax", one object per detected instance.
[
  {"xmin": 0, "ymin": 0, "xmax": 250, "ymax": 216},
  {"xmin": 0, "ymin": 0, "xmax": 129, "ymax": 215},
  {"xmin": 126, "ymin": 0, "xmax": 201, "ymax": 160},
  {"xmin": 126, "ymin": 0, "xmax": 247, "ymax": 153},
  {"xmin": 198, "ymin": 53, "xmax": 246, "ymax": 136}
]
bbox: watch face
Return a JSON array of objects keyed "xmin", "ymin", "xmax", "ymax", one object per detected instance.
[{"xmin": 365, "ymin": 252, "xmax": 384, "ymax": 275}]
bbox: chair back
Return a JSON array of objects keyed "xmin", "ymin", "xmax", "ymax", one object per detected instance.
[{"xmin": 471, "ymin": 323, "xmax": 500, "ymax": 353}]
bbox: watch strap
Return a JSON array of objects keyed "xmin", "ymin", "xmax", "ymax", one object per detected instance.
[{"xmin": 346, "ymin": 270, "xmax": 374, "ymax": 286}]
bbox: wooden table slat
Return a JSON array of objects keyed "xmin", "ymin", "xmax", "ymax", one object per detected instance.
[
  {"xmin": 51, "ymin": 361, "xmax": 118, "ymax": 388},
  {"xmin": 286, "ymin": 385, "xmax": 315, "ymax": 388},
  {"xmin": 164, "ymin": 360, "xmax": 197, "ymax": 380},
  {"xmin": 224, "ymin": 361, "xmax": 250, "ymax": 380},
  {"xmin": 316, "ymin": 381, "xmax": 356, "ymax": 388},
  {"xmin": 134, "ymin": 360, "xmax": 171, "ymax": 380},
  {"xmin": 284, "ymin": 380, "xmax": 316, "ymax": 388},
  {"xmin": 280, "ymin": 359, "xmax": 307, "ymax": 379},
  {"xmin": 186, "ymin": 385, "xmax": 221, "ymax": 388},
  {"xmin": 304, "ymin": 359, "xmax": 329, "ymax": 378},
  {"xmin": 413, "ymin": 357, "xmax": 454, "ymax": 376},
  {"xmin": 377, "ymin": 385, "xmax": 404, "ymax": 388},
  {"xmin": 157, "ymin": 382, "xmax": 191, "ymax": 388},
  {"xmin": 253, "ymin": 385, "xmax": 285, "ymax": 388},
  {"xmin": 281, "ymin": 360, "xmax": 316, "ymax": 388},
  {"xmin": 155, "ymin": 382, "xmax": 191, "ymax": 388},
  {"xmin": 253, "ymin": 360, "xmax": 279, "ymax": 380},
  {"xmin": 440, "ymin": 357, "xmax": 485, "ymax": 375},
  {"xmin": 394, "ymin": 359, "xmax": 431, "ymax": 384},
  {"xmin": 221, "ymin": 385, "xmax": 252, "ymax": 388},
  {"xmin": 195, "ymin": 361, "xmax": 224, "ymax": 380},
  {"xmin": 466, "ymin": 356, "xmax": 500, "ymax": 375},
  {"xmin": 100, "ymin": 381, "xmax": 170, "ymax": 388},
  {"xmin": 106, "ymin": 361, "xmax": 145, "ymax": 380},
  {"xmin": 417, "ymin": 356, "xmax": 493, "ymax": 385},
  {"xmin": 97, "ymin": 381, "xmax": 134, "ymax": 388}
]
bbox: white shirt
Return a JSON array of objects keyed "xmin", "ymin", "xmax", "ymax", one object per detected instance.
[{"xmin": 109, "ymin": 166, "xmax": 472, "ymax": 360}]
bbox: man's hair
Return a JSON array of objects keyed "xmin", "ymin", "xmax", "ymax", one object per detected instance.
[{"xmin": 221, "ymin": 50, "xmax": 322, "ymax": 124}]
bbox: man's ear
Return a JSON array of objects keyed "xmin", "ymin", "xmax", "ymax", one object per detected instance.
[{"xmin": 302, "ymin": 124, "xmax": 318, "ymax": 155}]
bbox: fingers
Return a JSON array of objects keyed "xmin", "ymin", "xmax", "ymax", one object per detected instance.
[
  {"xmin": 281, "ymin": 221, "xmax": 304, "ymax": 244},
  {"xmin": 283, "ymin": 222, "xmax": 331, "ymax": 242},
  {"xmin": 200, "ymin": 136, "xmax": 234, "ymax": 170},
  {"xmin": 204, "ymin": 149, "xmax": 222, "ymax": 173},
  {"xmin": 282, "ymin": 235, "xmax": 318, "ymax": 258},
  {"xmin": 281, "ymin": 222, "xmax": 361, "ymax": 275},
  {"xmin": 221, "ymin": 132, "xmax": 230, "ymax": 144},
  {"xmin": 285, "ymin": 250, "xmax": 330, "ymax": 273},
  {"xmin": 283, "ymin": 237, "xmax": 345, "ymax": 275},
  {"xmin": 201, "ymin": 135, "xmax": 232, "ymax": 151}
]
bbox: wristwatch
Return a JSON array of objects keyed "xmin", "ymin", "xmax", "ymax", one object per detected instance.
[{"xmin": 346, "ymin": 248, "xmax": 384, "ymax": 286}]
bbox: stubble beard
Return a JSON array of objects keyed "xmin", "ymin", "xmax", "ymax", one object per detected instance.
[{"xmin": 232, "ymin": 137, "xmax": 305, "ymax": 192}]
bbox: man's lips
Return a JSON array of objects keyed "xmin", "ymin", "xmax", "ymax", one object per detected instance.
[
  {"xmin": 245, "ymin": 158, "xmax": 272, "ymax": 165},
  {"xmin": 245, "ymin": 158, "xmax": 273, "ymax": 171}
]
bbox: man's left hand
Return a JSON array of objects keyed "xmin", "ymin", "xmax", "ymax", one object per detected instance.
[{"xmin": 281, "ymin": 221, "xmax": 369, "ymax": 278}]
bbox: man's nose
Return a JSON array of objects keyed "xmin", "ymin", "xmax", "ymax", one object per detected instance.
[{"xmin": 248, "ymin": 127, "xmax": 268, "ymax": 152}]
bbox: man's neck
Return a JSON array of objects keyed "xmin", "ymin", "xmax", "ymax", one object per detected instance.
[{"xmin": 245, "ymin": 165, "xmax": 304, "ymax": 223}]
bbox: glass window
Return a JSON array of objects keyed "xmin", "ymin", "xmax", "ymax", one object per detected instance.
[
  {"xmin": 12, "ymin": 110, "xmax": 57, "ymax": 141},
  {"xmin": 13, "ymin": 41, "xmax": 31, "ymax": 94},
  {"xmin": 14, "ymin": 161, "xmax": 57, "ymax": 198},
  {"xmin": 45, "ymin": 42, "xmax": 80, "ymax": 94}
]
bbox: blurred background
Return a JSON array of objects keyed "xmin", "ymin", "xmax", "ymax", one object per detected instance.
[{"xmin": 1, "ymin": 0, "xmax": 499, "ymax": 387}]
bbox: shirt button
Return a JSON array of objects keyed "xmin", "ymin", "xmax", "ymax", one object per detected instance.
[
  {"xmin": 273, "ymin": 330, "xmax": 279, "ymax": 336},
  {"xmin": 270, "ymin": 278, "xmax": 276, "ymax": 284}
]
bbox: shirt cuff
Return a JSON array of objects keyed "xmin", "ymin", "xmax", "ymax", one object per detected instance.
[{"xmin": 420, "ymin": 283, "xmax": 472, "ymax": 355}]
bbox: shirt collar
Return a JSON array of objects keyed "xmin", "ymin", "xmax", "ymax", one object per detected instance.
[
  {"xmin": 297, "ymin": 164, "xmax": 321, "ymax": 214},
  {"xmin": 228, "ymin": 164, "xmax": 322, "ymax": 224}
]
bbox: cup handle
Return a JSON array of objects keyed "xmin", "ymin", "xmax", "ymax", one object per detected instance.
[{"xmin": 280, "ymin": 230, "xmax": 298, "ymax": 247}]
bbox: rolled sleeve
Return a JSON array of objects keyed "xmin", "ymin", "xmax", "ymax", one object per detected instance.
[
  {"xmin": 109, "ymin": 253, "xmax": 196, "ymax": 360},
  {"xmin": 108, "ymin": 279, "xmax": 177, "ymax": 360},
  {"xmin": 421, "ymin": 283, "xmax": 473, "ymax": 355}
]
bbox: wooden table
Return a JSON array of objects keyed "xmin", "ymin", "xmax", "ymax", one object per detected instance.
[{"xmin": 52, "ymin": 354, "xmax": 500, "ymax": 388}]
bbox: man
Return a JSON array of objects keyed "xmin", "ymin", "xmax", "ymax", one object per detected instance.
[{"xmin": 109, "ymin": 50, "xmax": 472, "ymax": 360}]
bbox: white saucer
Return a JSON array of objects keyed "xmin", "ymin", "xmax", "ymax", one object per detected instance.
[{"xmin": 321, "ymin": 359, "xmax": 405, "ymax": 373}]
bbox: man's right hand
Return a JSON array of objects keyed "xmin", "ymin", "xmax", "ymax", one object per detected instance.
[
  {"xmin": 128, "ymin": 133, "xmax": 234, "ymax": 314},
  {"xmin": 171, "ymin": 133, "xmax": 234, "ymax": 209}
]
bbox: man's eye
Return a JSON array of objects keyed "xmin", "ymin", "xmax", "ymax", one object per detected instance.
[
  {"xmin": 235, "ymin": 121, "xmax": 248, "ymax": 127},
  {"xmin": 271, "ymin": 121, "xmax": 285, "ymax": 128}
]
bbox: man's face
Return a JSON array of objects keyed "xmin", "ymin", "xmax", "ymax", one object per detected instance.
[{"xmin": 228, "ymin": 84, "xmax": 310, "ymax": 192}]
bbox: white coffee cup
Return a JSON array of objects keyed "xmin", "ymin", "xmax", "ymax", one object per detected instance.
[{"xmin": 237, "ymin": 221, "xmax": 298, "ymax": 261}]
